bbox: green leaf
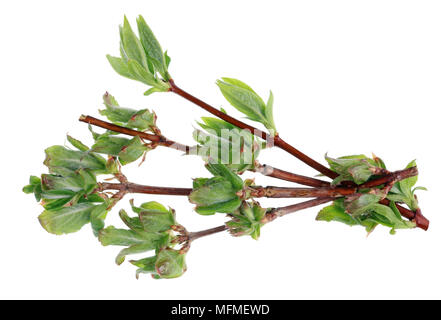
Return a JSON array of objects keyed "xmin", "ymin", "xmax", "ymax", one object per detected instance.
[
  {"xmin": 98, "ymin": 226, "xmax": 158, "ymax": 247},
  {"xmin": 116, "ymin": 242, "xmax": 159, "ymax": 265},
  {"xmin": 135, "ymin": 201, "xmax": 176, "ymax": 233},
  {"xmin": 325, "ymin": 154, "xmax": 378, "ymax": 185},
  {"xmin": 164, "ymin": 50, "xmax": 171, "ymax": 68},
  {"xmin": 107, "ymin": 17, "xmax": 172, "ymax": 94},
  {"xmin": 38, "ymin": 203, "xmax": 97, "ymax": 235},
  {"xmin": 265, "ymin": 90, "xmax": 277, "ymax": 134},
  {"xmin": 368, "ymin": 203, "xmax": 415, "ymax": 231},
  {"xmin": 401, "ymin": 160, "xmax": 418, "ymax": 190},
  {"xmin": 100, "ymin": 93, "xmax": 157, "ymax": 131},
  {"xmin": 106, "ymin": 55, "xmax": 132, "ymax": 79},
  {"xmin": 226, "ymin": 201, "xmax": 266, "ymax": 239},
  {"xmin": 195, "ymin": 197, "xmax": 242, "ymax": 215},
  {"xmin": 316, "ymin": 198, "xmax": 415, "ymax": 234},
  {"xmin": 67, "ymin": 135, "xmax": 89, "ymax": 152},
  {"xmin": 127, "ymin": 59, "xmax": 157, "ymax": 86},
  {"xmin": 119, "ymin": 209, "xmax": 144, "ymax": 233},
  {"xmin": 121, "ymin": 16, "xmax": 148, "ymax": 69},
  {"xmin": 44, "ymin": 146, "xmax": 106, "ymax": 175},
  {"xmin": 217, "ymin": 78, "xmax": 269, "ymax": 128},
  {"xmin": 155, "ymin": 248, "xmax": 187, "ymax": 279},
  {"xmin": 316, "ymin": 201, "xmax": 358, "ymax": 226},
  {"xmin": 387, "ymin": 160, "xmax": 421, "ymax": 211},
  {"xmin": 92, "ymin": 135, "xmax": 131, "ymax": 156},
  {"xmin": 205, "ymin": 163, "xmax": 244, "ymax": 190},
  {"xmin": 100, "ymin": 92, "xmax": 137, "ymax": 123},
  {"xmin": 344, "ymin": 193, "xmax": 383, "ymax": 216},
  {"xmin": 194, "ymin": 116, "xmax": 262, "ymax": 173},
  {"xmin": 130, "ymin": 256, "xmax": 157, "ymax": 279},
  {"xmin": 23, "ymin": 175, "xmax": 42, "ymax": 201},
  {"xmin": 40, "ymin": 189, "xmax": 77, "ymax": 209},
  {"xmin": 136, "ymin": 15, "xmax": 167, "ymax": 78},
  {"xmin": 117, "ymin": 136, "xmax": 149, "ymax": 165},
  {"xmin": 41, "ymin": 174, "xmax": 84, "ymax": 193},
  {"xmin": 90, "ymin": 203, "xmax": 109, "ymax": 236}
]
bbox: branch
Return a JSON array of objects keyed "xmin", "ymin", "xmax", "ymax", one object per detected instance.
[
  {"xmin": 262, "ymin": 198, "xmax": 334, "ymax": 224},
  {"xmin": 168, "ymin": 80, "xmax": 337, "ymax": 178},
  {"xmin": 249, "ymin": 186, "xmax": 356, "ymax": 198},
  {"xmin": 188, "ymin": 225, "xmax": 227, "ymax": 242},
  {"xmin": 80, "ymin": 114, "xmax": 332, "ymax": 187},
  {"xmin": 82, "ymin": 114, "xmax": 427, "ymax": 229}
]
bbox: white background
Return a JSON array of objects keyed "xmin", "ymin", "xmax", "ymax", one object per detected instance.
[{"xmin": 1, "ymin": 0, "xmax": 440, "ymax": 299}]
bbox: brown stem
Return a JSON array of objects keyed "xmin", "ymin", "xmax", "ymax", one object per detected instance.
[
  {"xmin": 254, "ymin": 162, "xmax": 331, "ymax": 188},
  {"xmin": 168, "ymin": 80, "xmax": 336, "ymax": 178},
  {"xmin": 188, "ymin": 225, "xmax": 227, "ymax": 242},
  {"xmin": 261, "ymin": 198, "xmax": 334, "ymax": 223},
  {"xmin": 79, "ymin": 115, "xmax": 191, "ymax": 153},
  {"xmin": 99, "ymin": 182, "xmax": 192, "ymax": 196}
]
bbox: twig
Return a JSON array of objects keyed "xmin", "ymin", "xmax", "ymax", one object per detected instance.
[
  {"xmin": 188, "ymin": 225, "xmax": 228, "ymax": 242},
  {"xmin": 82, "ymin": 114, "xmax": 427, "ymax": 229},
  {"xmin": 262, "ymin": 198, "xmax": 334, "ymax": 223},
  {"xmin": 254, "ymin": 162, "xmax": 331, "ymax": 188},
  {"xmin": 81, "ymin": 115, "xmax": 332, "ymax": 187}
]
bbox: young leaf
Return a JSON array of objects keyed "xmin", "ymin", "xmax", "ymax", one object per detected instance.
[
  {"xmin": 91, "ymin": 135, "xmax": 131, "ymax": 156},
  {"xmin": 189, "ymin": 177, "xmax": 241, "ymax": 215},
  {"xmin": 136, "ymin": 15, "xmax": 168, "ymax": 78},
  {"xmin": 205, "ymin": 162, "xmax": 244, "ymax": 190},
  {"xmin": 316, "ymin": 201, "xmax": 358, "ymax": 226},
  {"xmin": 44, "ymin": 146, "xmax": 107, "ymax": 174},
  {"xmin": 23, "ymin": 176, "xmax": 42, "ymax": 201},
  {"xmin": 387, "ymin": 160, "xmax": 422, "ymax": 211},
  {"xmin": 325, "ymin": 154, "xmax": 379, "ymax": 185},
  {"xmin": 155, "ymin": 248, "xmax": 187, "ymax": 279},
  {"xmin": 107, "ymin": 16, "xmax": 171, "ymax": 94},
  {"xmin": 194, "ymin": 116, "xmax": 263, "ymax": 173},
  {"xmin": 216, "ymin": 78, "xmax": 276, "ymax": 132},
  {"xmin": 138, "ymin": 202, "xmax": 176, "ymax": 233},
  {"xmin": 67, "ymin": 135, "xmax": 89, "ymax": 152},
  {"xmin": 98, "ymin": 226, "xmax": 156, "ymax": 247},
  {"xmin": 100, "ymin": 93, "xmax": 157, "ymax": 131},
  {"xmin": 130, "ymin": 256, "xmax": 158, "ymax": 279},
  {"xmin": 226, "ymin": 201, "xmax": 266, "ymax": 240},
  {"xmin": 38, "ymin": 203, "xmax": 97, "ymax": 235}
]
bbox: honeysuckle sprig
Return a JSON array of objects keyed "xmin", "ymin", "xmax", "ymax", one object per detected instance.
[{"xmin": 24, "ymin": 14, "xmax": 429, "ymax": 280}]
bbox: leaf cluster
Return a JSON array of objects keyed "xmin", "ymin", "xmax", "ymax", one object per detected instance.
[
  {"xmin": 107, "ymin": 15, "xmax": 171, "ymax": 95},
  {"xmin": 99, "ymin": 201, "xmax": 187, "ymax": 279}
]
